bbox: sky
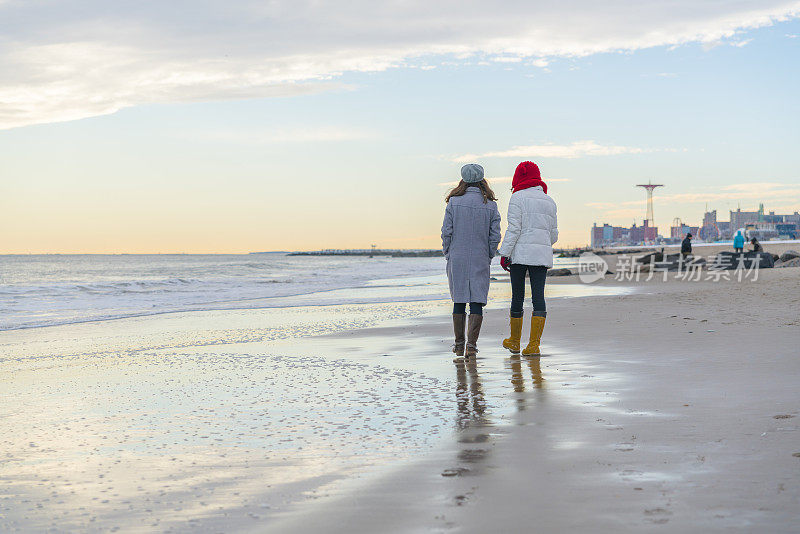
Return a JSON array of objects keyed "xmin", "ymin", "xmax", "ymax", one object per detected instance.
[{"xmin": 1, "ymin": 1, "xmax": 799, "ymax": 253}]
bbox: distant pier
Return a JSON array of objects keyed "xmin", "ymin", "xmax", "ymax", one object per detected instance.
[{"xmin": 287, "ymin": 249, "xmax": 443, "ymax": 257}]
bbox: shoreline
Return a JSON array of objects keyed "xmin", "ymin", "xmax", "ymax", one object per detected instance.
[
  {"xmin": 0, "ymin": 277, "xmax": 633, "ymax": 532},
  {"xmin": 3, "ymin": 269, "xmax": 799, "ymax": 532},
  {"xmin": 5, "ymin": 242, "xmax": 796, "ymax": 331},
  {"xmin": 0, "ymin": 255, "xmax": 448, "ymax": 331}
]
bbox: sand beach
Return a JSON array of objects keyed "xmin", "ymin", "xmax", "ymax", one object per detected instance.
[
  {"xmin": 2, "ymin": 251, "xmax": 798, "ymax": 532},
  {"xmin": 267, "ymin": 266, "xmax": 800, "ymax": 533}
]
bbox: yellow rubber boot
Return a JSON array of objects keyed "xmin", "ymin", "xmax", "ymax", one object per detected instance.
[
  {"xmin": 522, "ymin": 313, "xmax": 546, "ymax": 355},
  {"xmin": 502, "ymin": 316, "xmax": 523, "ymax": 353}
]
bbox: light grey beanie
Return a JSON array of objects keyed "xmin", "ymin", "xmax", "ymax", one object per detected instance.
[{"xmin": 460, "ymin": 163, "xmax": 484, "ymax": 183}]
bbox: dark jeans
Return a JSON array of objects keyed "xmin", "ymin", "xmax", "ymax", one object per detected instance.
[
  {"xmin": 453, "ymin": 302, "xmax": 483, "ymax": 316},
  {"xmin": 510, "ymin": 264, "xmax": 547, "ymax": 318}
]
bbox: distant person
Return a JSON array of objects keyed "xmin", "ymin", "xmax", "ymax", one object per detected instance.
[
  {"xmin": 750, "ymin": 237, "xmax": 763, "ymax": 253},
  {"xmin": 681, "ymin": 233, "xmax": 692, "ymax": 258},
  {"xmin": 442, "ymin": 164, "xmax": 501, "ymax": 358},
  {"xmin": 498, "ymin": 161, "xmax": 558, "ymax": 356},
  {"xmin": 733, "ymin": 230, "xmax": 745, "ymax": 253}
]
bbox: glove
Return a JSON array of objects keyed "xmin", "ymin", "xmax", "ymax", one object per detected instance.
[{"xmin": 500, "ymin": 256, "xmax": 511, "ymax": 272}]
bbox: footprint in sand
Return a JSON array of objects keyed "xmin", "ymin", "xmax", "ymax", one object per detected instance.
[
  {"xmin": 458, "ymin": 449, "xmax": 490, "ymax": 463},
  {"xmin": 441, "ymin": 467, "xmax": 470, "ymax": 477},
  {"xmin": 644, "ymin": 507, "xmax": 672, "ymax": 524}
]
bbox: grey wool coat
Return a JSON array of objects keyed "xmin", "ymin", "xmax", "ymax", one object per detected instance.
[{"xmin": 441, "ymin": 188, "xmax": 502, "ymax": 304}]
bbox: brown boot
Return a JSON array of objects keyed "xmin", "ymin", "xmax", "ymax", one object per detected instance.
[
  {"xmin": 452, "ymin": 314, "xmax": 466, "ymax": 357},
  {"xmin": 464, "ymin": 314, "xmax": 483, "ymax": 357}
]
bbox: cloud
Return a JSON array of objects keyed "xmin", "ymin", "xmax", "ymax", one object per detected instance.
[
  {"xmin": 487, "ymin": 176, "xmax": 571, "ymax": 184},
  {"xmin": 593, "ymin": 207, "xmax": 643, "ymax": 220},
  {"xmin": 586, "ymin": 182, "xmax": 800, "ymax": 224},
  {"xmin": 491, "ymin": 56, "xmax": 523, "ymax": 63},
  {"xmin": 767, "ymin": 204, "xmax": 800, "ymax": 213},
  {"xmin": 701, "ymin": 37, "xmax": 754, "ymax": 49},
  {"xmin": 586, "ymin": 182, "xmax": 800, "ymax": 207},
  {"xmin": 721, "ymin": 182, "xmax": 794, "ymax": 193},
  {"xmin": 187, "ymin": 126, "xmax": 372, "ymax": 144},
  {"xmin": 1, "ymin": 1, "xmax": 799, "ymax": 129},
  {"xmin": 438, "ymin": 176, "xmax": 571, "ymax": 186},
  {"xmin": 585, "ymin": 201, "xmax": 626, "ymax": 210},
  {"xmin": 654, "ymin": 182, "xmax": 800, "ymax": 204},
  {"xmin": 452, "ymin": 140, "xmax": 664, "ymax": 162}
]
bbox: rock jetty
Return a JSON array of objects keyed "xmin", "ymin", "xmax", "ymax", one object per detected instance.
[{"xmin": 287, "ymin": 249, "xmax": 443, "ymax": 257}]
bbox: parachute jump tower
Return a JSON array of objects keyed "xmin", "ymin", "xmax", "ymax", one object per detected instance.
[{"xmin": 636, "ymin": 180, "xmax": 664, "ymax": 227}]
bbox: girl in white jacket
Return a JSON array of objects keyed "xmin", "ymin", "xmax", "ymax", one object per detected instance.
[{"xmin": 497, "ymin": 161, "xmax": 558, "ymax": 355}]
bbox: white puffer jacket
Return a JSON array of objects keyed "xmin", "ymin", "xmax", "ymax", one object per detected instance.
[{"xmin": 498, "ymin": 186, "xmax": 558, "ymax": 267}]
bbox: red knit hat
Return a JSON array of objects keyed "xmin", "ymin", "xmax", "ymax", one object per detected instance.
[{"xmin": 512, "ymin": 161, "xmax": 547, "ymax": 193}]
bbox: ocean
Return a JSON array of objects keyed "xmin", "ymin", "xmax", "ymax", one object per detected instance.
[
  {"xmin": 0, "ymin": 253, "xmax": 589, "ymax": 331},
  {"xmin": 0, "ymin": 253, "xmax": 453, "ymax": 330}
]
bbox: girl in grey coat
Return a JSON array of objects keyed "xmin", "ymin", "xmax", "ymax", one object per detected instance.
[{"xmin": 441, "ymin": 164, "xmax": 502, "ymax": 358}]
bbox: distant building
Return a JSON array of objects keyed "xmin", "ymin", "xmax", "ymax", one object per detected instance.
[
  {"xmin": 719, "ymin": 206, "xmax": 800, "ymax": 240},
  {"xmin": 590, "ymin": 223, "xmax": 633, "ymax": 247},
  {"xmin": 764, "ymin": 210, "xmax": 800, "ymax": 224},
  {"xmin": 670, "ymin": 224, "xmax": 699, "ymax": 239},
  {"xmin": 629, "ymin": 220, "xmax": 658, "ymax": 244},
  {"xmin": 776, "ymin": 223, "xmax": 799, "ymax": 239},
  {"xmin": 699, "ymin": 210, "xmax": 721, "ymax": 240},
  {"xmin": 590, "ymin": 204, "xmax": 798, "ymax": 247},
  {"xmin": 591, "ymin": 223, "xmax": 620, "ymax": 247},
  {"xmin": 730, "ymin": 208, "xmax": 759, "ymax": 229},
  {"xmin": 716, "ymin": 221, "xmax": 732, "ymax": 239}
]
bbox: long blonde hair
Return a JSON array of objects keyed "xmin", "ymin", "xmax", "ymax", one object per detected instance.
[{"xmin": 445, "ymin": 179, "xmax": 496, "ymax": 204}]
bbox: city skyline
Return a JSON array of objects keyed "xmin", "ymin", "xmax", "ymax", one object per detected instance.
[
  {"xmin": 591, "ymin": 185, "xmax": 800, "ymax": 233},
  {"xmin": 591, "ymin": 200, "xmax": 800, "ymax": 247}
]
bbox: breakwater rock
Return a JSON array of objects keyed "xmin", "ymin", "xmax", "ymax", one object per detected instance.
[
  {"xmin": 779, "ymin": 250, "xmax": 800, "ymax": 263},
  {"xmin": 776, "ymin": 258, "xmax": 800, "ymax": 268},
  {"xmin": 288, "ymin": 249, "xmax": 443, "ymax": 257}
]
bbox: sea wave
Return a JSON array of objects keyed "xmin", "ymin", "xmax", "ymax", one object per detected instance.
[{"xmin": 0, "ymin": 254, "xmax": 449, "ymax": 330}]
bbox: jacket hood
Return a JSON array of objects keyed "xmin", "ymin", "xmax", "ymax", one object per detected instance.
[{"xmin": 512, "ymin": 161, "xmax": 547, "ymax": 194}]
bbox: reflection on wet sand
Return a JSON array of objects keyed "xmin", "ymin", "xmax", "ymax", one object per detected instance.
[
  {"xmin": 443, "ymin": 359, "xmax": 493, "ymax": 480},
  {"xmin": 454, "ymin": 358, "xmax": 488, "ymax": 432},
  {"xmin": 442, "ymin": 355, "xmax": 544, "ymax": 490},
  {"xmin": 508, "ymin": 355, "xmax": 546, "ymax": 411},
  {"xmin": 445, "ymin": 355, "xmax": 548, "ymax": 485}
]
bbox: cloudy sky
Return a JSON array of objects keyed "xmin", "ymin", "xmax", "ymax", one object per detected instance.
[{"xmin": 2, "ymin": 1, "xmax": 799, "ymax": 252}]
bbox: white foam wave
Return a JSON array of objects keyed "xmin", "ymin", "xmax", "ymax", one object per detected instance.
[{"xmin": 0, "ymin": 254, "xmax": 448, "ymax": 330}]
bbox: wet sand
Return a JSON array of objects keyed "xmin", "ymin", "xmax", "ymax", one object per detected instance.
[
  {"xmin": 1, "ymin": 301, "xmax": 456, "ymax": 531},
  {"xmin": 3, "ymin": 267, "xmax": 799, "ymax": 532},
  {"xmin": 268, "ymin": 267, "xmax": 800, "ymax": 533}
]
